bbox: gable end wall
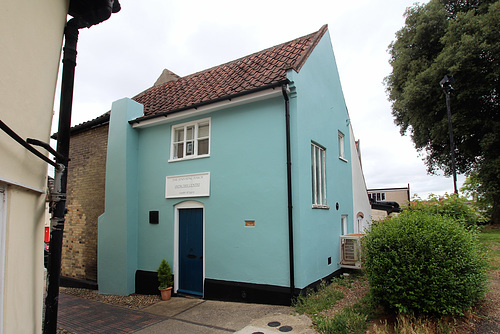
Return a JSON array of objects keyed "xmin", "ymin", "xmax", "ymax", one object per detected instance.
[{"xmin": 62, "ymin": 124, "xmax": 108, "ymax": 281}]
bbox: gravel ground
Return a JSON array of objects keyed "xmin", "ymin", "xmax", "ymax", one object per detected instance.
[
  {"xmin": 59, "ymin": 287, "xmax": 161, "ymax": 310},
  {"xmin": 471, "ymin": 269, "xmax": 500, "ymax": 334}
]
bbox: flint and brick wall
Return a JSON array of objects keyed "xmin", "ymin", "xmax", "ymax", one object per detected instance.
[{"xmin": 61, "ymin": 124, "xmax": 108, "ymax": 282}]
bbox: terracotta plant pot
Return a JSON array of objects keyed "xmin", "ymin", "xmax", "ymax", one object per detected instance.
[{"xmin": 159, "ymin": 287, "xmax": 173, "ymax": 301}]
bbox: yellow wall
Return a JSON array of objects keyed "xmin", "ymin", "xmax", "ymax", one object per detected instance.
[
  {"xmin": 0, "ymin": 0, "xmax": 68, "ymax": 332},
  {"xmin": 385, "ymin": 190, "xmax": 410, "ymax": 207},
  {"xmin": 0, "ymin": 0, "xmax": 67, "ymax": 187},
  {"xmin": 3, "ymin": 187, "xmax": 47, "ymax": 333}
]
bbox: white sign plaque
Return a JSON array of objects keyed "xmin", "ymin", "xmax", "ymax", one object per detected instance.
[{"xmin": 166, "ymin": 172, "xmax": 210, "ymax": 198}]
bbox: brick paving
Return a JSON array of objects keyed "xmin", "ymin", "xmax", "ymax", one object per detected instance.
[{"xmin": 58, "ymin": 294, "xmax": 167, "ymax": 333}]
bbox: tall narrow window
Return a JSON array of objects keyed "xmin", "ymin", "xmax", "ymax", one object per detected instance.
[
  {"xmin": 171, "ymin": 118, "xmax": 211, "ymax": 161},
  {"xmin": 311, "ymin": 142, "xmax": 327, "ymax": 207},
  {"xmin": 338, "ymin": 131, "xmax": 345, "ymax": 160},
  {"xmin": 341, "ymin": 215, "xmax": 348, "ymax": 235}
]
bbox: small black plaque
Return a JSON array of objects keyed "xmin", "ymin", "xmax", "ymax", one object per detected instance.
[{"xmin": 149, "ymin": 211, "xmax": 159, "ymax": 224}]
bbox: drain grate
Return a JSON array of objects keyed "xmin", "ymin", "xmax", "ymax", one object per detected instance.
[
  {"xmin": 256, "ymin": 320, "xmax": 294, "ymax": 332},
  {"xmin": 279, "ymin": 325, "xmax": 293, "ymax": 332},
  {"xmin": 268, "ymin": 321, "xmax": 281, "ymax": 327}
]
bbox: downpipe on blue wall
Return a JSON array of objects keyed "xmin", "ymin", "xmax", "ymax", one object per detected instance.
[{"xmin": 282, "ymin": 84, "xmax": 295, "ymax": 299}]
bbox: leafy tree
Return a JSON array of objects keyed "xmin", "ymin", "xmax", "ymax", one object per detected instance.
[
  {"xmin": 408, "ymin": 193, "xmax": 487, "ymax": 229},
  {"xmin": 461, "ymin": 172, "xmax": 494, "ymax": 216},
  {"xmin": 385, "ymin": 0, "xmax": 500, "ymax": 224}
]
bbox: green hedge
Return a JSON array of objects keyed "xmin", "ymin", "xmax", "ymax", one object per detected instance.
[
  {"xmin": 363, "ymin": 211, "xmax": 488, "ymax": 315},
  {"xmin": 406, "ymin": 194, "xmax": 487, "ymax": 229}
]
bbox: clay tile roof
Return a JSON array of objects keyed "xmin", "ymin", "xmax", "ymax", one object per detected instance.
[{"xmin": 132, "ymin": 25, "xmax": 327, "ymax": 121}]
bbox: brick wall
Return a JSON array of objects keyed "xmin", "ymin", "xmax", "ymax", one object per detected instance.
[{"xmin": 61, "ymin": 124, "xmax": 108, "ymax": 281}]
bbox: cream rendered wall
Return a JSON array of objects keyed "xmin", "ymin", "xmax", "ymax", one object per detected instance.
[
  {"xmin": 385, "ymin": 189, "xmax": 410, "ymax": 207},
  {"xmin": 349, "ymin": 124, "xmax": 371, "ymax": 233},
  {"xmin": 0, "ymin": 1, "xmax": 68, "ymax": 333}
]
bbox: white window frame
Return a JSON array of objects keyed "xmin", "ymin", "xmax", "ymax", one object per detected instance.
[
  {"xmin": 170, "ymin": 118, "xmax": 211, "ymax": 162},
  {"xmin": 369, "ymin": 192, "xmax": 386, "ymax": 202},
  {"xmin": 338, "ymin": 131, "xmax": 346, "ymax": 161},
  {"xmin": 311, "ymin": 142, "xmax": 328, "ymax": 208}
]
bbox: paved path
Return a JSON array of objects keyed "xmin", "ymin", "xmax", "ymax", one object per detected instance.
[
  {"xmin": 58, "ymin": 294, "xmax": 168, "ymax": 333},
  {"xmin": 58, "ymin": 294, "xmax": 315, "ymax": 334}
]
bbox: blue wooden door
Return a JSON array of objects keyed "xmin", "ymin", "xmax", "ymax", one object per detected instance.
[{"xmin": 178, "ymin": 208, "xmax": 203, "ymax": 296}]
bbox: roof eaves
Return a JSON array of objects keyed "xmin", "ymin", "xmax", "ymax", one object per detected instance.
[
  {"xmin": 53, "ymin": 112, "xmax": 110, "ymax": 139},
  {"xmin": 129, "ymin": 80, "xmax": 289, "ymax": 125},
  {"xmin": 290, "ymin": 24, "xmax": 328, "ymax": 73},
  {"xmin": 133, "ymin": 25, "xmax": 328, "ymax": 105}
]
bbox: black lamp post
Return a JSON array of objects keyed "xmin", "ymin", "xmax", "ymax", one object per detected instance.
[
  {"xmin": 439, "ymin": 75, "xmax": 458, "ymax": 194},
  {"xmin": 43, "ymin": 2, "xmax": 121, "ymax": 333}
]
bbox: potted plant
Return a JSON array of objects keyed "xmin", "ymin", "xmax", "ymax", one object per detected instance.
[{"xmin": 157, "ymin": 259, "xmax": 173, "ymax": 301}]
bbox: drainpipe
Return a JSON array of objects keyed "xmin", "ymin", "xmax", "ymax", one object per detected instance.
[
  {"xmin": 282, "ymin": 84, "xmax": 295, "ymax": 299},
  {"xmin": 43, "ymin": 1, "xmax": 121, "ymax": 330},
  {"xmin": 43, "ymin": 17, "xmax": 85, "ymax": 334}
]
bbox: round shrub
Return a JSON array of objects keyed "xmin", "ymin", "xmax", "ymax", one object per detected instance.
[{"xmin": 363, "ymin": 211, "xmax": 488, "ymax": 315}]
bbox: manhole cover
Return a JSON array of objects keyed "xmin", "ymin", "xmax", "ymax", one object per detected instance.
[
  {"xmin": 279, "ymin": 326, "xmax": 293, "ymax": 332},
  {"xmin": 252, "ymin": 332, "xmax": 265, "ymax": 334},
  {"xmin": 268, "ymin": 321, "xmax": 281, "ymax": 327}
]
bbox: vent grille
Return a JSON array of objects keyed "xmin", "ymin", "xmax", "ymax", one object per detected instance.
[{"xmin": 340, "ymin": 234, "xmax": 363, "ymax": 269}]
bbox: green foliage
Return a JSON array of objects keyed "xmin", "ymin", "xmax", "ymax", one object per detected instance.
[
  {"xmin": 461, "ymin": 172, "xmax": 494, "ymax": 218},
  {"xmin": 364, "ymin": 211, "xmax": 488, "ymax": 315},
  {"xmin": 157, "ymin": 259, "xmax": 173, "ymax": 289},
  {"xmin": 373, "ymin": 314, "xmax": 454, "ymax": 334},
  {"xmin": 315, "ymin": 308, "xmax": 367, "ymax": 334},
  {"xmin": 294, "ymin": 280, "xmax": 345, "ymax": 315},
  {"xmin": 385, "ymin": 0, "xmax": 500, "ymax": 223},
  {"xmin": 478, "ymin": 225, "xmax": 500, "ymax": 270},
  {"xmin": 295, "ymin": 275, "xmax": 376, "ymax": 334},
  {"xmin": 407, "ymin": 193, "xmax": 487, "ymax": 229}
]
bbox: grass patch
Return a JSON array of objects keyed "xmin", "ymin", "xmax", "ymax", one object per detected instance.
[
  {"xmin": 372, "ymin": 314, "xmax": 454, "ymax": 334},
  {"xmin": 294, "ymin": 280, "xmax": 346, "ymax": 316},
  {"xmin": 294, "ymin": 273, "xmax": 373, "ymax": 334},
  {"xmin": 478, "ymin": 225, "xmax": 500, "ymax": 270},
  {"xmin": 315, "ymin": 307, "xmax": 367, "ymax": 334}
]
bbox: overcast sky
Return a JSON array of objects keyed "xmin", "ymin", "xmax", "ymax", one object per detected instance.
[{"xmin": 54, "ymin": 0, "xmax": 466, "ymax": 198}]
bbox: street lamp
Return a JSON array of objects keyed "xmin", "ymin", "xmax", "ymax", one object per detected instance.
[{"xmin": 440, "ymin": 75, "xmax": 458, "ymax": 194}]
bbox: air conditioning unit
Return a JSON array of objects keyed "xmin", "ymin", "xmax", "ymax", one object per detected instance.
[{"xmin": 340, "ymin": 234, "xmax": 364, "ymax": 269}]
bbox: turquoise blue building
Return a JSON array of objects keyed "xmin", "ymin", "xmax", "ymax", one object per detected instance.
[{"xmin": 97, "ymin": 25, "xmax": 368, "ymax": 304}]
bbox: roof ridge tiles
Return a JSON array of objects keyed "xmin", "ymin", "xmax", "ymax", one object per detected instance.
[
  {"xmin": 291, "ymin": 24, "xmax": 327, "ymax": 72},
  {"xmin": 149, "ymin": 25, "xmax": 325, "ymax": 91},
  {"xmin": 71, "ymin": 24, "xmax": 329, "ymax": 129}
]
